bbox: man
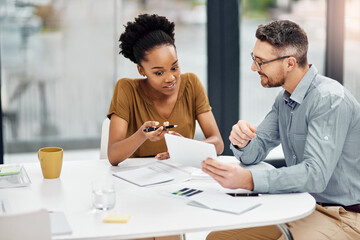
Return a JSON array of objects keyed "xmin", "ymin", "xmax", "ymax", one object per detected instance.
[{"xmin": 202, "ymin": 20, "xmax": 360, "ymax": 239}]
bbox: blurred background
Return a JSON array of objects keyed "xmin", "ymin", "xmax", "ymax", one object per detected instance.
[{"xmin": 1, "ymin": 0, "xmax": 359, "ymax": 163}]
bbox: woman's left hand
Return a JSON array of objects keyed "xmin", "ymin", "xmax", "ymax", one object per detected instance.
[{"xmin": 155, "ymin": 152, "xmax": 170, "ymax": 160}]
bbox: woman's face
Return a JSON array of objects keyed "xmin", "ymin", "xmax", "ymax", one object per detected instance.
[{"xmin": 138, "ymin": 45, "xmax": 181, "ymax": 97}]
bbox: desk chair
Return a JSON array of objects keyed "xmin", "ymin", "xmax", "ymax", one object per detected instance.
[
  {"xmin": 0, "ymin": 209, "xmax": 52, "ymax": 240},
  {"xmin": 100, "ymin": 118, "xmax": 110, "ymax": 160}
]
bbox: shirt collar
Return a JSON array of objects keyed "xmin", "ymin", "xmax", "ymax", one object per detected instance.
[{"xmin": 283, "ymin": 65, "xmax": 318, "ymax": 109}]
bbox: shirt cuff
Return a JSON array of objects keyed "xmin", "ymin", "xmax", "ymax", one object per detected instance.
[
  {"xmin": 230, "ymin": 143, "xmax": 244, "ymax": 160},
  {"xmin": 249, "ymin": 169, "xmax": 270, "ymax": 193}
]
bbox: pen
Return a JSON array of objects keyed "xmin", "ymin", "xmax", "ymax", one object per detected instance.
[
  {"xmin": 143, "ymin": 125, "xmax": 178, "ymax": 132},
  {"xmin": 227, "ymin": 193, "xmax": 260, "ymax": 197}
]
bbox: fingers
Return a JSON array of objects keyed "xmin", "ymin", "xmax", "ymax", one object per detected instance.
[
  {"xmin": 155, "ymin": 152, "xmax": 170, "ymax": 160},
  {"xmin": 168, "ymin": 131, "xmax": 183, "ymax": 137},
  {"xmin": 202, "ymin": 158, "xmax": 231, "ymax": 171},
  {"xmin": 229, "ymin": 120, "xmax": 256, "ymax": 148},
  {"xmin": 202, "ymin": 158, "xmax": 247, "ymax": 189},
  {"xmin": 201, "ymin": 160, "xmax": 225, "ymax": 182},
  {"xmin": 143, "ymin": 121, "xmax": 159, "ymax": 128}
]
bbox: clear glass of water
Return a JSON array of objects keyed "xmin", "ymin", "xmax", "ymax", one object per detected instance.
[{"xmin": 92, "ymin": 179, "xmax": 116, "ymax": 210}]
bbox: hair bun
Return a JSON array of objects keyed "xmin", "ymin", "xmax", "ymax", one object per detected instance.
[{"xmin": 119, "ymin": 14, "xmax": 175, "ymax": 63}]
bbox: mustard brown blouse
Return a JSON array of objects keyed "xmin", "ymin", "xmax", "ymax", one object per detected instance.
[{"xmin": 107, "ymin": 72, "xmax": 211, "ymax": 157}]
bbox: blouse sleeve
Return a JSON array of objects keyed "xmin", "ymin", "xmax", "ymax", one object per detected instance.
[{"xmin": 107, "ymin": 78, "xmax": 132, "ymax": 122}]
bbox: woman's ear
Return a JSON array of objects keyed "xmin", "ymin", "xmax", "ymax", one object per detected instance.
[{"xmin": 137, "ymin": 64, "xmax": 145, "ymax": 77}]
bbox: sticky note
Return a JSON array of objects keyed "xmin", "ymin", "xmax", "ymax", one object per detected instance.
[{"xmin": 103, "ymin": 214, "xmax": 131, "ymax": 223}]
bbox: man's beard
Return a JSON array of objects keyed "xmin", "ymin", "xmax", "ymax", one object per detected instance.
[{"xmin": 260, "ymin": 73, "xmax": 285, "ymax": 88}]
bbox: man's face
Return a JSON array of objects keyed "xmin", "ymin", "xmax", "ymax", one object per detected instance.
[{"xmin": 251, "ymin": 40, "xmax": 286, "ymax": 88}]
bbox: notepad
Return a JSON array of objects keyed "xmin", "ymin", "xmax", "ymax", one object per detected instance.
[
  {"xmin": 186, "ymin": 191, "xmax": 261, "ymax": 215},
  {"xmin": 113, "ymin": 165, "xmax": 174, "ymax": 187},
  {"xmin": 103, "ymin": 213, "xmax": 131, "ymax": 223}
]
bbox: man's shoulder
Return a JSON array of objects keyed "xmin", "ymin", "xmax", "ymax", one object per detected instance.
[{"xmin": 311, "ymin": 75, "xmax": 344, "ymax": 99}]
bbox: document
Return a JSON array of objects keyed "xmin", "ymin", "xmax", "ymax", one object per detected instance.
[
  {"xmin": 170, "ymin": 188, "xmax": 261, "ymax": 215},
  {"xmin": 113, "ymin": 163, "xmax": 175, "ymax": 187},
  {"xmin": 188, "ymin": 191, "xmax": 261, "ymax": 214},
  {"xmin": 164, "ymin": 134, "xmax": 217, "ymax": 168}
]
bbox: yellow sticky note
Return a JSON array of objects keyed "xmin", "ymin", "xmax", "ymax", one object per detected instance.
[{"xmin": 103, "ymin": 214, "xmax": 131, "ymax": 223}]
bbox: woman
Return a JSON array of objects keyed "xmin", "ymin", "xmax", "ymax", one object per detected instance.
[{"xmin": 107, "ymin": 14, "xmax": 223, "ymax": 166}]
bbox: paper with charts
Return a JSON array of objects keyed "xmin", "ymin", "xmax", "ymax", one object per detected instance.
[{"xmin": 164, "ymin": 134, "xmax": 217, "ymax": 168}]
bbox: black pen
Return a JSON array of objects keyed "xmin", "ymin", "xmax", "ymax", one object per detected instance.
[
  {"xmin": 227, "ymin": 193, "xmax": 260, "ymax": 197},
  {"xmin": 143, "ymin": 125, "xmax": 178, "ymax": 132}
]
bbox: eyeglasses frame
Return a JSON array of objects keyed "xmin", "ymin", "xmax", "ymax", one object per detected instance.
[{"xmin": 251, "ymin": 52, "xmax": 290, "ymax": 70}]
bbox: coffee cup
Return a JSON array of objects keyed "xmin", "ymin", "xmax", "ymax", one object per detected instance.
[{"xmin": 38, "ymin": 147, "xmax": 63, "ymax": 179}]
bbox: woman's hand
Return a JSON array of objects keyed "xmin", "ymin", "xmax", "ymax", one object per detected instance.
[
  {"xmin": 155, "ymin": 152, "xmax": 170, "ymax": 160},
  {"xmin": 141, "ymin": 121, "xmax": 169, "ymax": 142},
  {"xmin": 167, "ymin": 130, "xmax": 183, "ymax": 137}
]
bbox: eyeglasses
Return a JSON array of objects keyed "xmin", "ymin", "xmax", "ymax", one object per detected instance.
[{"xmin": 251, "ymin": 52, "xmax": 290, "ymax": 70}]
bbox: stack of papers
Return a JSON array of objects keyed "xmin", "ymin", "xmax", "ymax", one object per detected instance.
[{"xmin": 0, "ymin": 165, "xmax": 31, "ymax": 188}]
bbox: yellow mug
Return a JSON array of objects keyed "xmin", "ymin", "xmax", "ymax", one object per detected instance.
[{"xmin": 38, "ymin": 147, "xmax": 63, "ymax": 179}]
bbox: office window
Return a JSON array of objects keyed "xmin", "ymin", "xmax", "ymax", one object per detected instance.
[
  {"xmin": 240, "ymin": 0, "xmax": 326, "ymax": 125},
  {"xmin": 0, "ymin": 0, "xmax": 207, "ymax": 162},
  {"xmin": 344, "ymin": 0, "xmax": 360, "ymax": 102}
]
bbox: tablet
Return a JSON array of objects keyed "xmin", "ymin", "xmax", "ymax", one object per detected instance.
[{"xmin": 164, "ymin": 134, "xmax": 217, "ymax": 168}]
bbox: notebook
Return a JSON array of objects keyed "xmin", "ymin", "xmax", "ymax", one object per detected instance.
[{"xmin": 164, "ymin": 134, "xmax": 217, "ymax": 168}]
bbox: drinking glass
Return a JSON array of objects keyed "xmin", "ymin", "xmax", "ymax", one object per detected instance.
[{"xmin": 92, "ymin": 179, "xmax": 116, "ymax": 210}]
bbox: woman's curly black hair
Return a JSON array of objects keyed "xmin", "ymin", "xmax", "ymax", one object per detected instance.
[{"xmin": 119, "ymin": 14, "xmax": 175, "ymax": 64}]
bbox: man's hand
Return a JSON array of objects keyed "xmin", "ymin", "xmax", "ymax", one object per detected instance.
[
  {"xmin": 201, "ymin": 158, "xmax": 254, "ymax": 190},
  {"xmin": 229, "ymin": 120, "xmax": 257, "ymax": 148}
]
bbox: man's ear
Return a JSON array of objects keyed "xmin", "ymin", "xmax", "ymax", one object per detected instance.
[
  {"xmin": 137, "ymin": 64, "xmax": 145, "ymax": 76},
  {"xmin": 286, "ymin": 57, "xmax": 297, "ymax": 72}
]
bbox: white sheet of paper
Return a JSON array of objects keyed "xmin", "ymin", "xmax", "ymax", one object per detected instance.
[
  {"xmin": 187, "ymin": 191, "xmax": 261, "ymax": 215},
  {"xmin": 113, "ymin": 166, "xmax": 174, "ymax": 187},
  {"xmin": 164, "ymin": 134, "xmax": 217, "ymax": 168}
]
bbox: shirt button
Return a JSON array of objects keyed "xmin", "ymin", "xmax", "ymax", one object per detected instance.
[
  {"xmin": 293, "ymin": 155, "xmax": 296, "ymax": 159},
  {"xmin": 324, "ymin": 136, "xmax": 329, "ymax": 140}
]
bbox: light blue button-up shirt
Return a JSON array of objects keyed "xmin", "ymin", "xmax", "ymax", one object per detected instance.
[{"xmin": 231, "ymin": 65, "xmax": 360, "ymax": 206}]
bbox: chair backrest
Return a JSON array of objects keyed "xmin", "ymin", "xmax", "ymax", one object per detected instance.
[
  {"xmin": 100, "ymin": 118, "xmax": 110, "ymax": 159},
  {"xmin": 0, "ymin": 209, "xmax": 52, "ymax": 240}
]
